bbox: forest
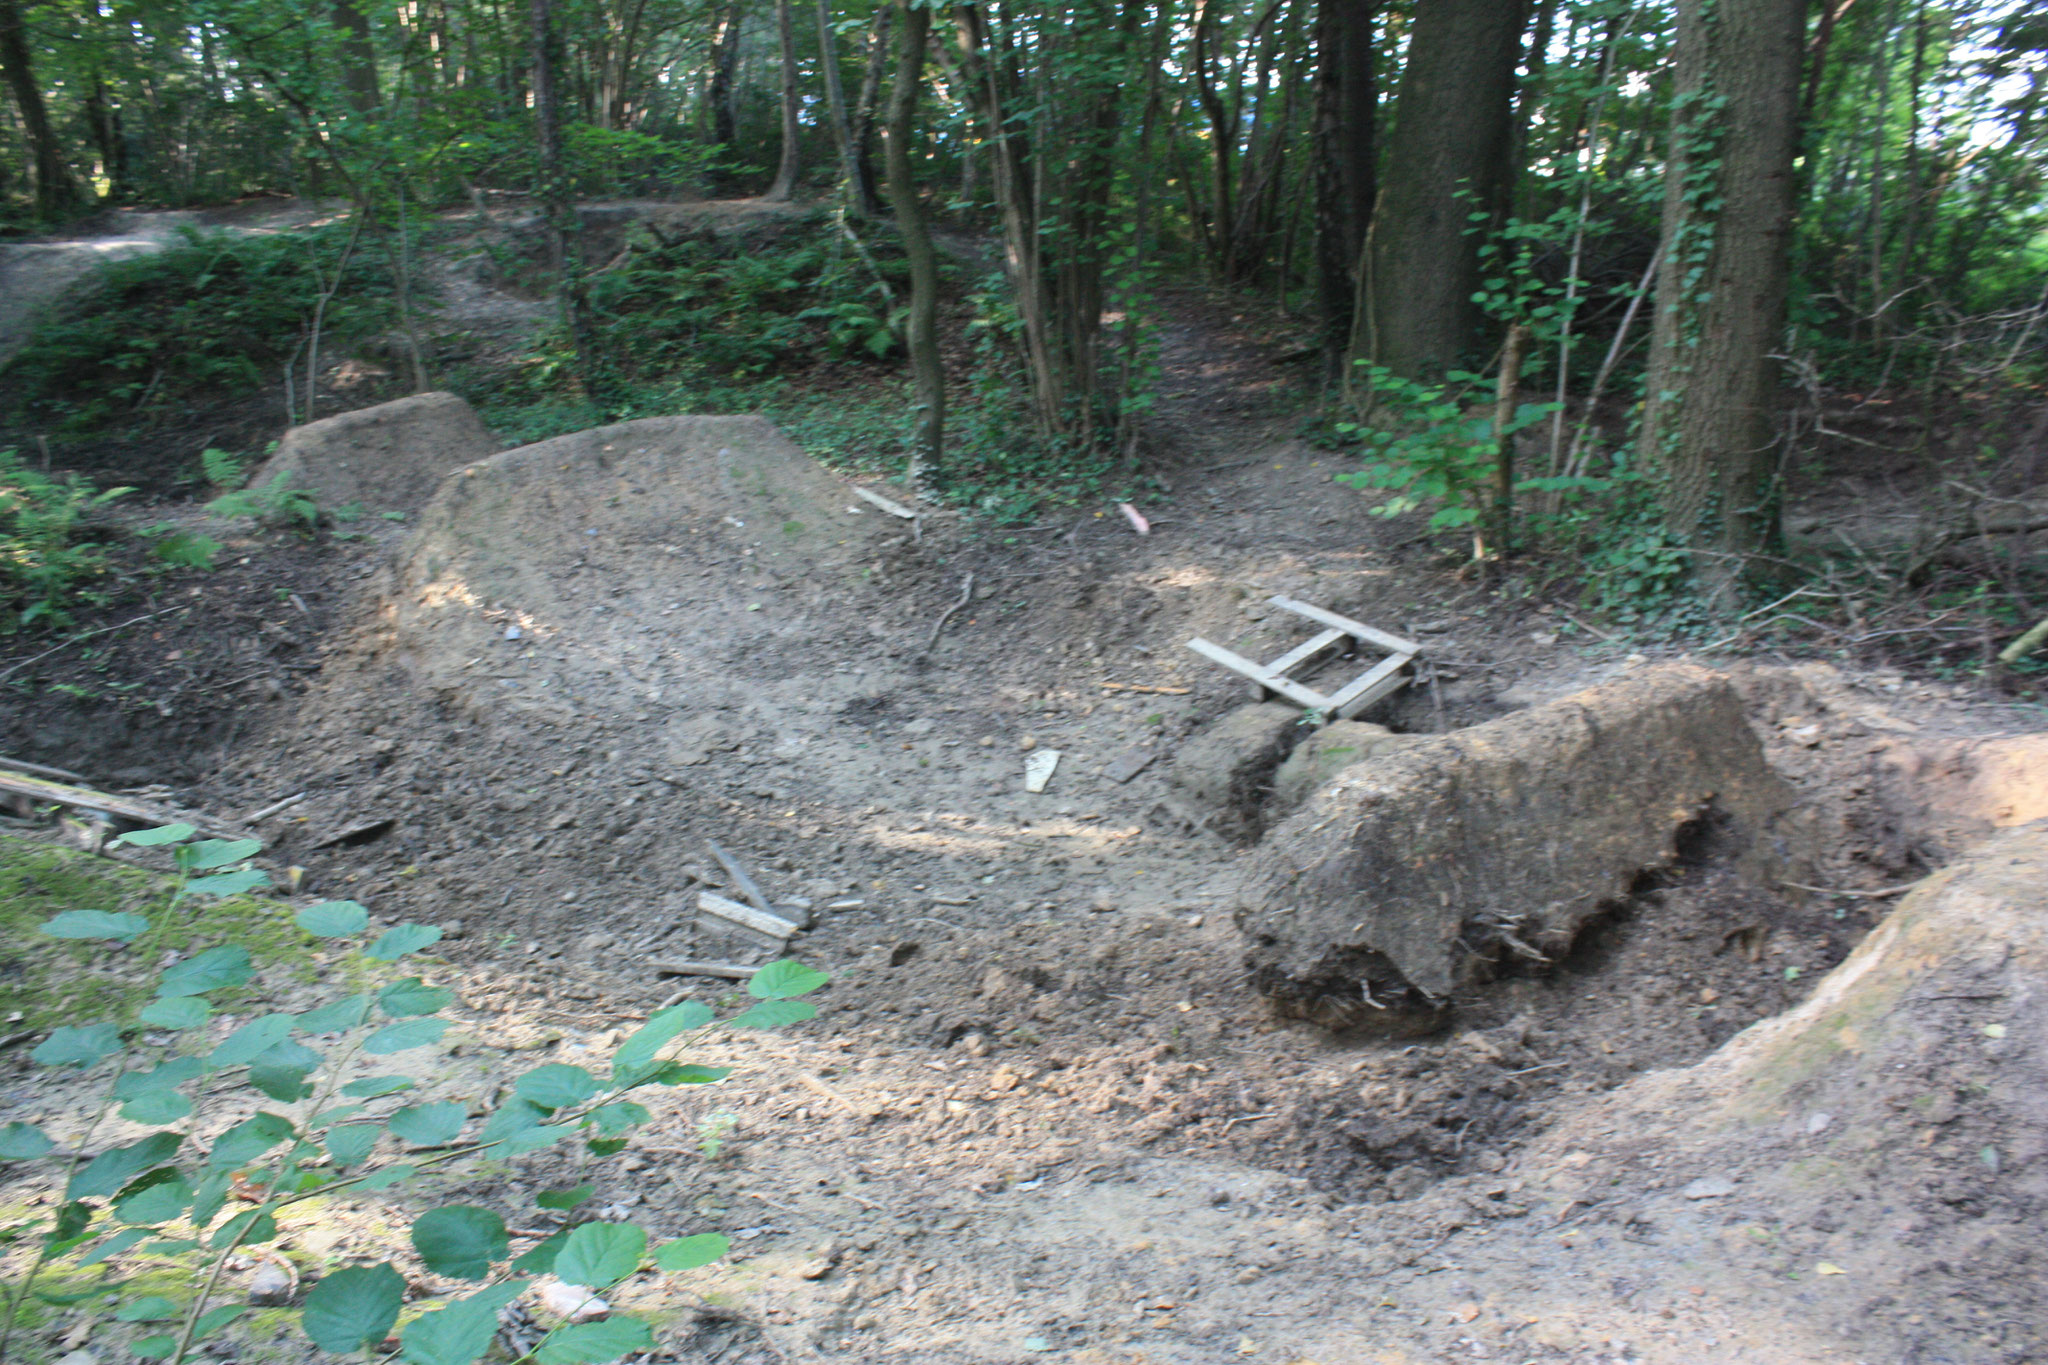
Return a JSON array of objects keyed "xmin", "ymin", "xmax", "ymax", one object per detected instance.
[{"xmin": 0, "ymin": 0, "xmax": 2042, "ymax": 653}]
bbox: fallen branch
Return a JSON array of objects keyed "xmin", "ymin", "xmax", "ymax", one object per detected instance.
[
  {"xmin": 0, "ymin": 606, "xmax": 186, "ymax": 685},
  {"xmin": 1780, "ymin": 880, "xmax": 1917, "ymax": 900},
  {"xmin": 924, "ymin": 572, "xmax": 975, "ymax": 652},
  {"xmin": 1998, "ymin": 613, "xmax": 2048, "ymax": 667},
  {"xmin": 652, "ymin": 960, "xmax": 761, "ymax": 981}
]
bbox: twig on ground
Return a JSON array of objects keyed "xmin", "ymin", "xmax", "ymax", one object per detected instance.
[
  {"xmin": 0, "ymin": 606, "xmax": 186, "ymax": 685},
  {"xmin": 1781, "ymin": 880, "xmax": 1917, "ymax": 899},
  {"xmin": 923, "ymin": 572, "xmax": 975, "ymax": 653}
]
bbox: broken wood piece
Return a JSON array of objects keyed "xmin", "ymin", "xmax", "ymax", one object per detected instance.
[
  {"xmin": 851, "ymin": 485, "xmax": 919, "ymax": 519},
  {"xmin": 246, "ymin": 792, "xmax": 306, "ymax": 823},
  {"xmin": 311, "ymin": 817, "xmax": 397, "ymax": 850},
  {"xmin": 1024, "ymin": 749, "xmax": 1061, "ymax": 793},
  {"xmin": 0, "ymin": 756, "xmax": 86, "ymax": 783},
  {"xmin": 652, "ymin": 960, "xmax": 761, "ymax": 981},
  {"xmin": 1186, "ymin": 637, "xmax": 1331, "ymax": 711},
  {"xmin": 1324, "ymin": 651, "xmax": 1416, "ymax": 719},
  {"xmin": 797, "ymin": 1071, "xmax": 880, "ymax": 1120},
  {"xmin": 0, "ymin": 769, "xmax": 241, "ymax": 838},
  {"xmin": 1103, "ymin": 745, "xmax": 1159, "ymax": 784},
  {"xmin": 1266, "ymin": 627, "xmax": 1347, "ymax": 679},
  {"xmin": 697, "ymin": 890, "xmax": 802, "ymax": 942},
  {"xmin": 708, "ymin": 839, "xmax": 795, "ymax": 922},
  {"xmin": 1099, "ymin": 682, "xmax": 1191, "ymax": 695},
  {"xmin": 1267, "ymin": 596, "xmax": 1422, "ymax": 656}
]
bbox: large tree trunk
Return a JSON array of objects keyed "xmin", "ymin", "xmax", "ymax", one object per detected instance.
[
  {"xmin": 1363, "ymin": 0, "xmax": 1525, "ymax": 385},
  {"xmin": 707, "ymin": 2, "xmax": 740, "ymax": 154},
  {"xmin": 1312, "ymin": 0, "xmax": 1374, "ymax": 381},
  {"xmin": 765, "ymin": 0, "xmax": 803, "ymax": 200},
  {"xmin": 885, "ymin": 0, "xmax": 943, "ymax": 486},
  {"xmin": 0, "ymin": 0, "xmax": 80, "ymax": 217},
  {"xmin": 332, "ymin": 2, "xmax": 382, "ymax": 113},
  {"xmin": 1637, "ymin": 0, "xmax": 1808, "ymax": 611},
  {"xmin": 851, "ymin": 4, "xmax": 894, "ymax": 214}
]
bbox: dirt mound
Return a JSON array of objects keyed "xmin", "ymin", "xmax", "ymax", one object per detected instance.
[
  {"xmin": 1238, "ymin": 663, "xmax": 1806, "ymax": 1011},
  {"xmin": 1518, "ymin": 819, "xmax": 2048, "ymax": 1361},
  {"xmin": 371, "ymin": 414, "xmax": 888, "ymax": 722},
  {"xmin": 246, "ymin": 391, "xmax": 498, "ymax": 517}
]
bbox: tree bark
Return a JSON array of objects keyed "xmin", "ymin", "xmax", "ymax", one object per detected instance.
[
  {"xmin": 1637, "ymin": 0, "xmax": 1808, "ymax": 611},
  {"xmin": 530, "ymin": 0, "xmax": 603, "ymax": 395},
  {"xmin": 885, "ymin": 0, "xmax": 943, "ymax": 486},
  {"xmin": 1312, "ymin": 0, "xmax": 1374, "ymax": 380},
  {"xmin": 332, "ymin": 1, "xmax": 382, "ymax": 113},
  {"xmin": 851, "ymin": 5, "xmax": 894, "ymax": 213},
  {"xmin": 816, "ymin": 0, "xmax": 874, "ymax": 216},
  {"xmin": 707, "ymin": 1, "xmax": 741, "ymax": 155},
  {"xmin": 0, "ymin": 0, "xmax": 80, "ymax": 217},
  {"xmin": 765, "ymin": 0, "xmax": 803, "ymax": 200},
  {"xmin": 1364, "ymin": 0, "xmax": 1527, "ymax": 385}
]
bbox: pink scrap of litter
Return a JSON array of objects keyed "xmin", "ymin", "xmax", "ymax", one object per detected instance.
[{"xmin": 1118, "ymin": 503, "xmax": 1150, "ymax": 535}]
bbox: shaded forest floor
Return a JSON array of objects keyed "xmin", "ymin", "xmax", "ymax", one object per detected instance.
[{"xmin": 3, "ymin": 198, "xmax": 2047, "ymax": 1364}]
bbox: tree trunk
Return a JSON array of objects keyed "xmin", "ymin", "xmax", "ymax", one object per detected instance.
[
  {"xmin": 1637, "ymin": 0, "xmax": 1808, "ymax": 611},
  {"xmin": 816, "ymin": 0, "xmax": 874, "ymax": 216},
  {"xmin": 1312, "ymin": 0, "xmax": 1374, "ymax": 380},
  {"xmin": 707, "ymin": 2, "xmax": 740, "ymax": 155},
  {"xmin": 1364, "ymin": 0, "xmax": 1525, "ymax": 385},
  {"xmin": 530, "ymin": 0, "xmax": 603, "ymax": 396},
  {"xmin": 765, "ymin": 0, "xmax": 803, "ymax": 200},
  {"xmin": 851, "ymin": 5, "xmax": 894, "ymax": 214},
  {"xmin": 332, "ymin": 1, "xmax": 382, "ymax": 113},
  {"xmin": 886, "ymin": 0, "xmax": 943, "ymax": 486},
  {"xmin": 0, "ymin": 0, "xmax": 79, "ymax": 217}
]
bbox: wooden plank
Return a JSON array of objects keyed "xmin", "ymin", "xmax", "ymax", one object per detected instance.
[
  {"xmin": 1103, "ymin": 745, "xmax": 1159, "ymax": 784},
  {"xmin": 0, "ymin": 770, "xmax": 241, "ymax": 838},
  {"xmin": 652, "ymin": 959, "xmax": 761, "ymax": 981},
  {"xmin": 851, "ymin": 485, "xmax": 919, "ymax": 519},
  {"xmin": 1267, "ymin": 596, "xmax": 1422, "ymax": 657},
  {"xmin": 0, "ymin": 756, "xmax": 85, "ymax": 783},
  {"xmin": 1266, "ymin": 627, "xmax": 1346, "ymax": 678},
  {"xmin": 697, "ymin": 890, "xmax": 802, "ymax": 941},
  {"xmin": 1186, "ymin": 637, "xmax": 1330, "ymax": 711},
  {"xmin": 1328, "ymin": 652, "xmax": 1415, "ymax": 718}
]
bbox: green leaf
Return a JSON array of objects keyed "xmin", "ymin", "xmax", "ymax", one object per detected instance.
[
  {"xmin": 157, "ymin": 945, "xmax": 253, "ymax": 997},
  {"xmin": 208, "ymin": 1208, "xmax": 278, "ymax": 1249},
  {"xmin": 296, "ymin": 994, "xmax": 371, "ymax": 1034},
  {"xmin": 192, "ymin": 1304, "xmax": 249, "ymax": 1340},
  {"xmin": 514, "ymin": 1064, "xmax": 599, "ymax": 1111},
  {"xmin": 188, "ymin": 1171, "xmax": 233, "ymax": 1229},
  {"xmin": 585, "ymin": 1137, "xmax": 628, "ymax": 1157},
  {"xmin": 478, "ymin": 1097, "xmax": 547, "ymax": 1141},
  {"xmin": 728, "ymin": 999, "xmax": 816, "ymax": 1030},
  {"xmin": 296, "ymin": 900, "xmax": 371, "ymax": 937},
  {"xmin": 301, "ymin": 1262, "xmax": 406, "ymax": 1354},
  {"xmin": 364, "ymin": 1017, "xmax": 448, "ymax": 1055},
  {"xmin": 612, "ymin": 1001, "xmax": 712, "ymax": 1081},
  {"xmin": 411, "ymin": 1205, "xmax": 508, "ymax": 1281},
  {"xmin": 584, "ymin": 1101, "xmax": 650, "ymax": 1137},
  {"xmin": 0, "ymin": 1121, "xmax": 55, "ymax": 1159},
  {"xmin": 117, "ymin": 1295, "xmax": 181, "ymax": 1322},
  {"xmin": 379, "ymin": 977, "xmax": 455, "ymax": 1018},
  {"xmin": 208, "ymin": 1112, "xmax": 296, "ymax": 1168},
  {"xmin": 68, "ymin": 1132, "xmax": 183, "ymax": 1199},
  {"xmin": 184, "ymin": 868, "xmax": 270, "ymax": 899},
  {"xmin": 325, "ymin": 1124, "xmax": 380, "ymax": 1168},
  {"xmin": 115, "ymin": 1173, "xmax": 194, "ymax": 1225},
  {"xmin": 247, "ymin": 1062, "xmax": 317, "ymax": 1104},
  {"xmin": 511, "ymin": 1228, "xmax": 570, "ymax": 1274},
  {"xmin": 311, "ymin": 1103, "xmax": 366, "ymax": 1126},
  {"xmin": 342, "ymin": 1074, "xmax": 414, "ymax": 1099},
  {"xmin": 647, "ymin": 1063, "xmax": 733, "ymax": 1087},
  {"xmin": 652, "ymin": 1232, "xmax": 728, "ymax": 1272},
  {"xmin": 366, "ymin": 923, "xmax": 443, "ymax": 961},
  {"xmin": 33, "ymin": 1022, "xmax": 122, "ymax": 1068},
  {"xmin": 536, "ymin": 1184, "xmax": 593, "ymax": 1211},
  {"xmin": 113, "ymin": 1056, "xmax": 204, "ymax": 1098},
  {"xmin": 357, "ymin": 1163, "xmax": 419, "ymax": 1191},
  {"xmin": 499, "ymin": 1124, "xmax": 571, "ymax": 1157},
  {"xmin": 748, "ymin": 961, "xmax": 829, "ymax": 1000},
  {"xmin": 138, "ymin": 996, "xmax": 211, "ymax": 1030},
  {"xmin": 534, "ymin": 1317, "xmax": 656, "ymax": 1364},
  {"xmin": 138, "ymin": 1237, "xmax": 203, "ymax": 1256},
  {"xmin": 119, "ymin": 1090, "xmax": 194, "ymax": 1124},
  {"xmin": 78, "ymin": 1225, "xmax": 153, "ymax": 1265},
  {"xmin": 554, "ymin": 1222, "xmax": 645, "ymax": 1289},
  {"xmin": 210, "ymin": 1013, "xmax": 294, "ymax": 1067},
  {"xmin": 41, "ymin": 910, "xmax": 151, "ymax": 942},
  {"xmin": 388, "ymin": 1102, "xmax": 466, "ymax": 1146},
  {"xmin": 45, "ymin": 1199, "xmax": 94, "ymax": 1251},
  {"xmin": 131, "ymin": 1335, "xmax": 177, "ymax": 1360},
  {"xmin": 115, "ymin": 823, "xmax": 195, "ymax": 846},
  {"xmin": 400, "ymin": 1281, "xmax": 528, "ymax": 1365},
  {"xmin": 183, "ymin": 838, "xmax": 262, "ymax": 870}
]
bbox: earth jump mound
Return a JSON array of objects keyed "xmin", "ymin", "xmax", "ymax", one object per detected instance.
[{"xmin": 247, "ymin": 391, "xmax": 499, "ymax": 518}]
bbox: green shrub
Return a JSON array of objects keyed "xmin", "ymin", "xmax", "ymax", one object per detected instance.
[
  {"xmin": 0, "ymin": 447, "xmax": 131, "ymax": 633},
  {"xmin": 0, "ymin": 823, "xmax": 826, "ymax": 1365}
]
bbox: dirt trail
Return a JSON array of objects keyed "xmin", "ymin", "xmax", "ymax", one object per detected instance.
[{"xmin": 6, "ymin": 260, "xmax": 2048, "ymax": 1364}]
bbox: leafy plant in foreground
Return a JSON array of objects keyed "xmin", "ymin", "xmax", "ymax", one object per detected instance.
[
  {"xmin": 0, "ymin": 824, "xmax": 825, "ymax": 1365},
  {"xmin": 0, "ymin": 447, "xmax": 132, "ymax": 634},
  {"xmin": 1336, "ymin": 366, "xmax": 1560, "ymax": 535}
]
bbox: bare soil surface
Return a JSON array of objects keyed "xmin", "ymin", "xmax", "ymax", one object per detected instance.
[{"xmin": 5, "ymin": 215, "xmax": 2048, "ymax": 1365}]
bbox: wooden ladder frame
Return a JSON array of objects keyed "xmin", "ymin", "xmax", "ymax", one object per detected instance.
[{"xmin": 1187, "ymin": 597, "xmax": 1420, "ymax": 721}]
